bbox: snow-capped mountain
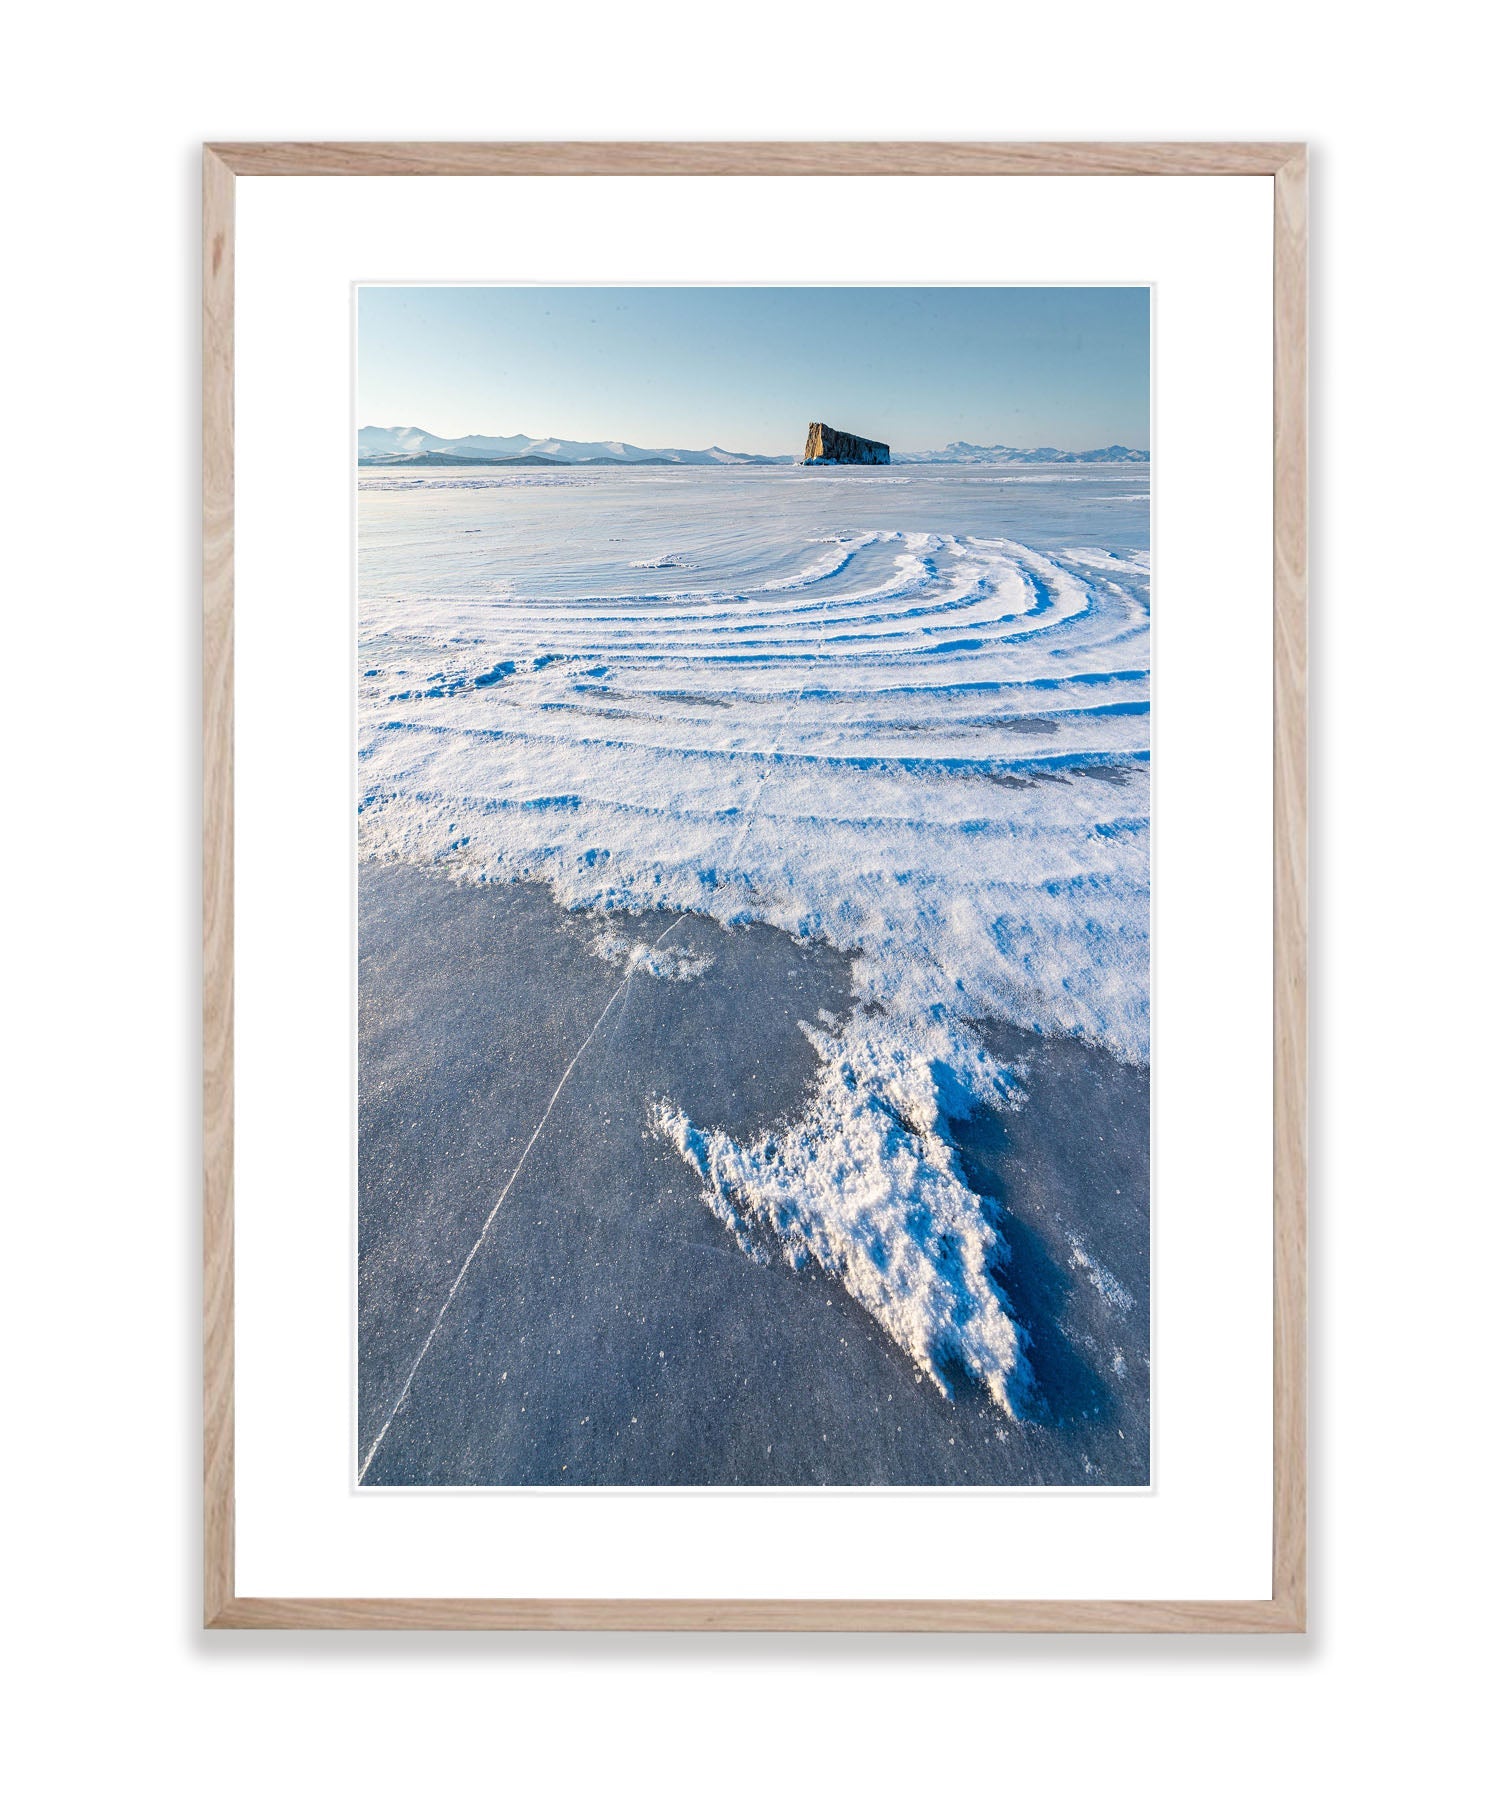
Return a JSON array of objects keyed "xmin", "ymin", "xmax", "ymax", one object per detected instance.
[
  {"xmin": 892, "ymin": 442, "xmax": 1149, "ymax": 464},
  {"xmin": 358, "ymin": 426, "xmax": 790, "ymax": 465}
]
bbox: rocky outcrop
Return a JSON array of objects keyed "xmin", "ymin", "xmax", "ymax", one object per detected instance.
[{"xmin": 802, "ymin": 422, "xmax": 890, "ymax": 465}]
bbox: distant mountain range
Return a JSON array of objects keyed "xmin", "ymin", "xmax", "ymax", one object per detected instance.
[
  {"xmin": 893, "ymin": 442, "xmax": 1149, "ymax": 465},
  {"xmin": 357, "ymin": 427, "xmax": 1148, "ymax": 468},
  {"xmin": 358, "ymin": 427, "xmax": 789, "ymax": 466}
]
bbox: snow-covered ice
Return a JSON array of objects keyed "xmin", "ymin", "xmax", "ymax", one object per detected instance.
[{"xmin": 358, "ymin": 463, "xmax": 1149, "ymax": 1415}]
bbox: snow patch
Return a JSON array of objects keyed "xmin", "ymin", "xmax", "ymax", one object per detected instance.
[
  {"xmin": 1068, "ymin": 1235, "xmax": 1135, "ymax": 1312},
  {"xmin": 654, "ymin": 1010, "xmax": 1035, "ymax": 1416},
  {"xmin": 590, "ymin": 922, "xmax": 714, "ymax": 982}
]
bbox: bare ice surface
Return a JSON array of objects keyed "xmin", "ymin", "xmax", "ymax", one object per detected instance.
[{"xmin": 358, "ymin": 865, "xmax": 1148, "ymax": 1485}]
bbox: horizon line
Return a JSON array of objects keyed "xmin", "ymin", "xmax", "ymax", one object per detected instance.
[{"xmin": 359, "ymin": 423, "xmax": 1150, "ymax": 456}]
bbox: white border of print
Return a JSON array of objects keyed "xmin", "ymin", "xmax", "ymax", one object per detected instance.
[{"xmin": 233, "ymin": 174, "xmax": 1271, "ymax": 1601}]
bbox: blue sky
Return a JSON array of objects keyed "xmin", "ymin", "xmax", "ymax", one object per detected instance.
[{"xmin": 358, "ymin": 286, "xmax": 1149, "ymax": 455}]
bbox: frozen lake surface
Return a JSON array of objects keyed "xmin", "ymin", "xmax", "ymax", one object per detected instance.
[
  {"xmin": 358, "ymin": 866, "xmax": 1148, "ymax": 1485},
  {"xmin": 357, "ymin": 464, "xmax": 1150, "ymax": 1480}
]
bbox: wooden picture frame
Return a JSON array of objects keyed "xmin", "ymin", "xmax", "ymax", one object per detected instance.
[{"xmin": 204, "ymin": 140, "xmax": 1307, "ymax": 1631}]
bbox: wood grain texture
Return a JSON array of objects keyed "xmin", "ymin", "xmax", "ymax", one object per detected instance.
[
  {"xmin": 207, "ymin": 140, "xmax": 1300, "ymax": 178},
  {"xmin": 210, "ymin": 1595, "xmax": 1303, "ymax": 1632},
  {"xmin": 203, "ymin": 145, "xmax": 236, "ymax": 1628},
  {"xmin": 1271, "ymin": 147, "xmax": 1309, "ymax": 1632},
  {"xmin": 202, "ymin": 141, "xmax": 1309, "ymax": 1632}
]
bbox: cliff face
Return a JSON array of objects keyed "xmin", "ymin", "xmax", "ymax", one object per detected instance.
[{"xmin": 802, "ymin": 422, "xmax": 891, "ymax": 465}]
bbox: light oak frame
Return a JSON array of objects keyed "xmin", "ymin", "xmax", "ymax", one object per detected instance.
[{"xmin": 203, "ymin": 140, "xmax": 1307, "ymax": 1632}]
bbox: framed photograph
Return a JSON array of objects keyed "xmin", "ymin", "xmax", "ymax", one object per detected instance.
[{"xmin": 204, "ymin": 141, "xmax": 1306, "ymax": 1630}]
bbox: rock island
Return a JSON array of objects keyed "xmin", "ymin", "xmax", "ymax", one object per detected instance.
[{"xmin": 801, "ymin": 422, "xmax": 891, "ymax": 465}]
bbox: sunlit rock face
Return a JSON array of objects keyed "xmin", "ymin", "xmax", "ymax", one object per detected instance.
[{"xmin": 802, "ymin": 421, "xmax": 891, "ymax": 465}]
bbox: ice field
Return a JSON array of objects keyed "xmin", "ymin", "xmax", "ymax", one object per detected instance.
[{"xmin": 358, "ymin": 463, "xmax": 1150, "ymax": 1423}]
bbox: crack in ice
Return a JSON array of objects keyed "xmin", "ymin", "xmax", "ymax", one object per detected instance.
[{"xmin": 358, "ymin": 913, "xmax": 684, "ymax": 1481}]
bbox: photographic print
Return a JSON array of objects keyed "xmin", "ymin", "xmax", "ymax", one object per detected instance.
[{"xmin": 355, "ymin": 284, "xmax": 1151, "ymax": 1488}]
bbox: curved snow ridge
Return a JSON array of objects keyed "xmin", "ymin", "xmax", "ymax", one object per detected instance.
[
  {"xmin": 653, "ymin": 1012, "xmax": 1037, "ymax": 1417},
  {"xmin": 358, "ymin": 526, "xmax": 1151, "ymax": 1063}
]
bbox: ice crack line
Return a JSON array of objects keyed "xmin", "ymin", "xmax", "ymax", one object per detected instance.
[{"xmin": 358, "ymin": 912, "xmax": 685, "ymax": 1482}]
